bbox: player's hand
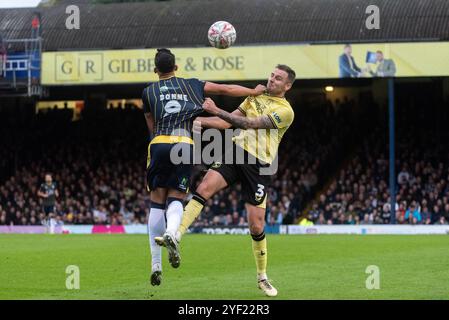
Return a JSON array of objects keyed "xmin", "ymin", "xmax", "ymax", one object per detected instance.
[
  {"xmin": 202, "ymin": 98, "xmax": 220, "ymax": 115},
  {"xmin": 193, "ymin": 119, "xmax": 202, "ymax": 134},
  {"xmin": 253, "ymin": 84, "xmax": 267, "ymax": 96}
]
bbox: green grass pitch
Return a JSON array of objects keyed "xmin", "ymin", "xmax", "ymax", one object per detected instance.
[{"xmin": 1, "ymin": 234, "xmax": 448, "ymax": 300}]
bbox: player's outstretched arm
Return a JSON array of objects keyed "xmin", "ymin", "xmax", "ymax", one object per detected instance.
[
  {"xmin": 202, "ymin": 98, "xmax": 275, "ymax": 130},
  {"xmin": 204, "ymin": 82, "xmax": 266, "ymax": 97}
]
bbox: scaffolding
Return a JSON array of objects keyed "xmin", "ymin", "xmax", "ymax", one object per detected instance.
[{"xmin": 0, "ymin": 37, "xmax": 43, "ymax": 97}]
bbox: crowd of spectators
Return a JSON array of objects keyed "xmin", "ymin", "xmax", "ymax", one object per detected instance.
[
  {"xmin": 1, "ymin": 105, "xmax": 149, "ymax": 226},
  {"xmin": 0, "ymin": 95, "xmax": 362, "ymax": 227},
  {"xmin": 190, "ymin": 95, "xmax": 372, "ymax": 228},
  {"xmin": 304, "ymin": 92, "xmax": 449, "ymax": 225},
  {"xmin": 1, "ymin": 90, "xmax": 447, "ymax": 227}
]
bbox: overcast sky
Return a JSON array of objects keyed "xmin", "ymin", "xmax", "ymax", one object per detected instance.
[{"xmin": 0, "ymin": 0, "xmax": 41, "ymax": 8}]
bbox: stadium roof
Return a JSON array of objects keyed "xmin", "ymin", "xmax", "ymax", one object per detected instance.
[{"xmin": 0, "ymin": 0, "xmax": 448, "ymax": 51}]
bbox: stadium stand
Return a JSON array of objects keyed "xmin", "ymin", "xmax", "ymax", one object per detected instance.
[
  {"xmin": 304, "ymin": 86, "xmax": 449, "ymax": 225},
  {"xmin": 1, "ymin": 0, "xmax": 449, "ymax": 228},
  {"xmin": 0, "ymin": 94, "xmax": 368, "ymax": 226},
  {"xmin": 2, "ymin": 87, "xmax": 448, "ymax": 227}
]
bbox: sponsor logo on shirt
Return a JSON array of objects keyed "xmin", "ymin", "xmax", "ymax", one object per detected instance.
[{"xmin": 272, "ymin": 112, "xmax": 281, "ymax": 123}]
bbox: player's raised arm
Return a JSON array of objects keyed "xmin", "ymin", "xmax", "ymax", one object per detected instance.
[
  {"xmin": 202, "ymin": 98, "xmax": 275, "ymax": 130},
  {"xmin": 204, "ymin": 82, "xmax": 266, "ymax": 97}
]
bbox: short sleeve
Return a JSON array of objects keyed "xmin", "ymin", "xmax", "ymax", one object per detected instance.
[
  {"xmin": 267, "ymin": 107, "xmax": 294, "ymax": 129},
  {"xmin": 142, "ymin": 87, "xmax": 152, "ymax": 114},
  {"xmin": 237, "ymin": 97, "xmax": 250, "ymax": 115},
  {"xmin": 189, "ymin": 78, "xmax": 206, "ymax": 99}
]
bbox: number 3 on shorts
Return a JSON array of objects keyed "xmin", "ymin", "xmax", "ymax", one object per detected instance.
[{"xmin": 255, "ymin": 184, "xmax": 265, "ymax": 199}]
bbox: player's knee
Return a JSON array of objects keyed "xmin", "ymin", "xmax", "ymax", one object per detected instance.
[
  {"xmin": 195, "ymin": 181, "xmax": 213, "ymax": 200},
  {"xmin": 249, "ymin": 222, "xmax": 264, "ymax": 236}
]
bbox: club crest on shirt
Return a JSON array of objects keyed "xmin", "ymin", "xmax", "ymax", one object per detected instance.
[
  {"xmin": 255, "ymin": 99, "xmax": 266, "ymax": 114},
  {"xmin": 160, "ymin": 85, "xmax": 180, "ymax": 92}
]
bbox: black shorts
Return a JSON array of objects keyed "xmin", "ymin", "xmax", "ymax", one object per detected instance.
[
  {"xmin": 147, "ymin": 142, "xmax": 193, "ymax": 193},
  {"xmin": 43, "ymin": 205, "xmax": 55, "ymax": 215},
  {"xmin": 209, "ymin": 143, "xmax": 272, "ymax": 208}
]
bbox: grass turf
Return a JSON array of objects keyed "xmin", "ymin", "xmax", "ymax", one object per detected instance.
[{"xmin": 0, "ymin": 234, "xmax": 448, "ymax": 300}]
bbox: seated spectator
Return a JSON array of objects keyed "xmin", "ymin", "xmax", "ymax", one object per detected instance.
[{"xmin": 405, "ymin": 203, "xmax": 422, "ymax": 224}]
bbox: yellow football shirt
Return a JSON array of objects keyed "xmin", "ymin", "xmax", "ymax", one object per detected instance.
[{"xmin": 233, "ymin": 94, "xmax": 294, "ymax": 164}]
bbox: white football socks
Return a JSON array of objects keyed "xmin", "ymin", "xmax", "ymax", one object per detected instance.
[
  {"xmin": 148, "ymin": 205, "xmax": 166, "ymax": 270},
  {"xmin": 49, "ymin": 218, "xmax": 56, "ymax": 234},
  {"xmin": 165, "ymin": 198, "xmax": 184, "ymax": 236}
]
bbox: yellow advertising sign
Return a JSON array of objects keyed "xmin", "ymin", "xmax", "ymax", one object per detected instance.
[{"xmin": 41, "ymin": 42, "xmax": 449, "ymax": 85}]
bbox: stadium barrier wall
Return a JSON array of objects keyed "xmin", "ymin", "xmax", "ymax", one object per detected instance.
[
  {"xmin": 1, "ymin": 224, "xmax": 449, "ymax": 234},
  {"xmin": 281, "ymin": 225, "xmax": 449, "ymax": 235},
  {"xmin": 0, "ymin": 226, "xmax": 59, "ymax": 234},
  {"xmin": 60, "ymin": 225, "xmax": 280, "ymax": 234}
]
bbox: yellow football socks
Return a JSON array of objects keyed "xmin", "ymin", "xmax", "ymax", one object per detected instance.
[
  {"xmin": 177, "ymin": 193, "xmax": 206, "ymax": 236},
  {"xmin": 251, "ymin": 232, "xmax": 267, "ymax": 277}
]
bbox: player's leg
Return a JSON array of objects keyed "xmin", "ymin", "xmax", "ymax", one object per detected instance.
[
  {"xmin": 146, "ymin": 142, "xmax": 169, "ymax": 284},
  {"xmin": 43, "ymin": 206, "xmax": 55, "ymax": 234},
  {"xmin": 176, "ymin": 168, "xmax": 230, "ymax": 240},
  {"xmin": 158, "ymin": 171, "xmax": 228, "ymax": 268},
  {"xmin": 176, "ymin": 141, "xmax": 238, "ymax": 240},
  {"xmin": 148, "ymin": 187, "xmax": 168, "ymax": 285},
  {"xmin": 165, "ymin": 189, "xmax": 186, "ymax": 236},
  {"xmin": 48, "ymin": 209, "xmax": 56, "ymax": 234},
  {"xmin": 159, "ymin": 170, "xmax": 228, "ymax": 269},
  {"xmin": 246, "ymin": 202, "xmax": 277, "ymax": 297},
  {"xmin": 43, "ymin": 208, "xmax": 49, "ymax": 233},
  {"xmin": 240, "ymin": 156, "xmax": 278, "ymax": 297},
  {"xmin": 154, "ymin": 142, "xmax": 195, "ymax": 268},
  {"xmin": 159, "ymin": 188, "xmax": 186, "ymax": 268}
]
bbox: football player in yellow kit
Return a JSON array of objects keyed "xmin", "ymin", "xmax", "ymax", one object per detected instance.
[{"xmin": 158, "ymin": 64, "xmax": 296, "ymax": 297}]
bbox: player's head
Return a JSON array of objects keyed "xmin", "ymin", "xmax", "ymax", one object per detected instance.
[
  {"xmin": 154, "ymin": 48, "xmax": 178, "ymax": 75},
  {"xmin": 267, "ymin": 64, "xmax": 296, "ymax": 97},
  {"xmin": 344, "ymin": 44, "xmax": 352, "ymax": 55},
  {"xmin": 45, "ymin": 174, "xmax": 52, "ymax": 184},
  {"xmin": 376, "ymin": 50, "xmax": 384, "ymax": 61}
]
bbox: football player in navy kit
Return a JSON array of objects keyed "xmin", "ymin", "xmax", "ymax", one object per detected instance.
[{"xmin": 37, "ymin": 174, "xmax": 59, "ymax": 234}]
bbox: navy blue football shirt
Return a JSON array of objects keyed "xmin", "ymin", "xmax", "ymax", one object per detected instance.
[{"xmin": 142, "ymin": 76, "xmax": 205, "ymax": 138}]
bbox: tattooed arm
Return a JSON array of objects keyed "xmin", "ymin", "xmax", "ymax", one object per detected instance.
[
  {"xmin": 202, "ymin": 98, "xmax": 276, "ymax": 130},
  {"xmin": 194, "ymin": 109, "xmax": 244, "ymax": 130}
]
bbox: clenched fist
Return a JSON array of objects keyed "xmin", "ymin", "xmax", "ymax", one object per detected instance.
[
  {"xmin": 253, "ymin": 84, "xmax": 267, "ymax": 96},
  {"xmin": 202, "ymin": 97, "xmax": 220, "ymax": 115}
]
